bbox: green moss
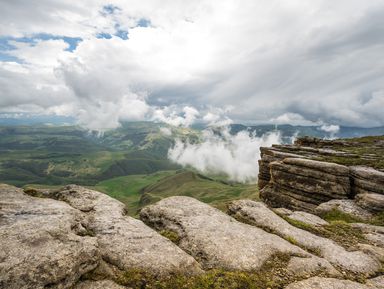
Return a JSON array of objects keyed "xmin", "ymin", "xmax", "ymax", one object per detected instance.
[
  {"xmin": 159, "ymin": 230, "xmax": 181, "ymax": 244},
  {"xmin": 116, "ymin": 253, "xmax": 295, "ymax": 289},
  {"xmin": 370, "ymin": 212, "xmax": 384, "ymax": 226},
  {"xmin": 320, "ymin": 209, "xmax": 363, "ymax": 224}
]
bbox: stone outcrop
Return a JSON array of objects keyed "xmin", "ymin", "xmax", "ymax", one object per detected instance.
[
  {"xmin": 260, "ymin": 158, "xmax": 350, "ymax": 212},
  {"xmin": 315, "ymin": 199, "xmax": 374, "ymax": 220},
  {"xmin": 1, "ymin": 183, "xmax": 383, "ymax": 288},
  {"xmin": 0, "ymin": 184, "xmax": 201, "ymax": 289},
  {"xmin": 228, "ymin": 200, "xmax": 381, "ymax": 276},
  {"xmin": 140, "ymin": 196, "xmax": 337, "ymax": 276},
  {"xmin": 0, "ymin": 184, "xmax": 99, "ymax": 289},
  {"xmin": 258, "ymin": 138, "xmax": 384, "ymax": 215}
]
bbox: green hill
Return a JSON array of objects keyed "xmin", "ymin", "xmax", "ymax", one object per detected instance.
[{"xmin": 94, "ymin": 170, "xmax": 259, "ymax": 216}]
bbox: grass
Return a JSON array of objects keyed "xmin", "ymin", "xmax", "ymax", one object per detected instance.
[
  {"xmin": 115, "ymin": 253, "xmax": 294, "ymax": 289},
  {"xmin": 93, "ymin": 170, "xmax": 259, "ymax": 216}
]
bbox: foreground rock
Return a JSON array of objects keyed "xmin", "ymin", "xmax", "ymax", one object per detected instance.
[
  {"xmin": 53, "ymin": 185, "xmax": 202, "ymax": 278},
  {"xmin": 140, "ymin": 196, "xmax": 337, "ymax": 276},
  {"xmin": 228, "ymin": 200, "xmax": 381, "ymax": 276},
  {"xmin": 286, "ymin": 211, "xmax": 329, "ymax": 227},
  {"xmin": 74, "ymin": 280, "xmax": 126, "ymax": 289},
  {"xmin": 0, "ymin": 184, "xmax": 202, "ymax": 289},
  {"xmin": 285, "ymin": 277, "xmax": 372, "ymax": 289},
  {"xmin": 0, "ymin": 184, "xmax": 99, "ymax": 289}
]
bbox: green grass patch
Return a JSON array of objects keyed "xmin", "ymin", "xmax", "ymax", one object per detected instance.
[{"xmin": 116, "ymin": 253, "xmax": 294, "ymax": 289}]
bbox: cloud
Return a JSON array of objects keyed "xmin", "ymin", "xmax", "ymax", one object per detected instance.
[
  {"xmin": 319, "ymin": 124, "xmax": 340, "ymax": 139},
  {"xmin": 168, "ymin": 127, "xmax": 282, "ymax": 183},
  {"xmin": 0, "ymin": 0, "xmax": 384, "ymax": 129}
]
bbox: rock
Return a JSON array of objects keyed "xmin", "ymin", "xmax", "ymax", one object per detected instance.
[
  {"xmin": 228, "ymin": 200, "xmax": 381, "ymax": 276},
  {"xmin": 288, "ymin": 211, "xmax": 329, "ymax": 227},
  {"xmin": 366, "ymin": 275, "xmax": 384, "ymax": 289},
  {"xmin": 364, "ymin": 232, "xmax": 384, "ymax": 248},
  {"xmin": 55, "ymin": 185, "xmax": 202, "ymax": 278},
  {"xmin": 355, "ymin": 193, "xmax": 384, "ymax": 213},
  {"xmin": 260, "ymin": 158, "xmax": 350, "ymax": 212},
  {"xmin": 74, "ymin": 280, "xmax": 126, "ymax": 289},
  {"xmin": 282, "ymin": 158, "xmax": 350, "ymax": 176},
  {"xmin": 350, "ymin": 166, "xmax": 384, "ymax": 187},
  {"xmin": 350, "ymin": 223, "xmax": 384, "ymax": 235},
  {"xmin": 285, "ymin": 277, "xmax": 372, "ymax": 289},
  {"xmin": 357, "ymin": 243, "xmax": 384, "ymax": 262},
  {"xmin": 140, "ymin": 196, "xmax": 328, "ymax": 272},
  {"xmin": 315, "ymin": 199, "xmax": 373, "ymax": 221},
  {"xmin": 274, "ymin": 207, "xmax": 294, "ymax": 216},
  {"xmin": 287, "ymin": 256, "xmax": 340, "ymax": 278},
  {"xmin": 0, "ymin": 184, "xmax": 99, "ymax": 289}
]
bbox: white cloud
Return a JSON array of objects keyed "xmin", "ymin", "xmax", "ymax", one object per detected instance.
[
  {"xmin": 0, "ymin": 0, "xmax": 384, "ymax": 129},
  {"xmin": 168, "ymin": 127, "xmax": 282, "ymax": 183}
]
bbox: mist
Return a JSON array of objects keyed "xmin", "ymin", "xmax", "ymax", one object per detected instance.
[{"xmin": 168, "ymin": 127, "xmax": 282, "ymax": 183}]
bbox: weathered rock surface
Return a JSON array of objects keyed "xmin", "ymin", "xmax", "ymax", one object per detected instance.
[
  {"xmin": 315, "ymin": 199, "xmax": 373, "ymax": 221},
  {"xmin": 285, "ymin": 277, "xmax": 372, "ymax": 289},
  {"xmin": 0, "ymin": 184, "xmax": 202, "ymax": 289},
  {"xmin": 287, "ymin": 211, "xmax": 329, "ymax": 227},
  {"xmin": 260, "ymin": 158, "xmax": 350, "ymax": 212},
  {"xmin": 350, "ymin": 166, "xmax": 384, "ymax": 196},
  {"xmin": 228, "ymin": 200, "xmax": 381, "ymax": 276},
  {"xmin": 73, "ymin": 280, "xmax": 126, "ymax": 289},
  {"xmin": 258, "ymin": 139, "xmax": 384, "ymax": 216},
  {"xmin": 356, "ymin": 193, "xmax": 384, "ymax": 213},
  {"xmin": 53, "ymin": 185, "xmax": 202, "ymax": 278},
  {"xmin": 0, "ymin": 184, "xmax": 99, "ymax": 289},
  {"xmin": 367, "ymin": 275, "xmax": 384, "ymax": 289},
  {"xmin": 140, "ymin": 196, "xmax": 336, "ymax": 275}
]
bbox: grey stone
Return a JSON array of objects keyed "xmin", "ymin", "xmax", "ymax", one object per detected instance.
[
  {"xmin": 140, "ymin": 196, "xmax": 331, "ymax": 273},
  {"xmin": 74, "ymin": 280, "xmax": 127, "ymax": 289},
  {"xmin": 315, "ymin": 199, "xmax": 373, "ymax": 221},
  {"xmin": 288, "ymin": 211, "xmax": 329, "ymax": 227},
  {"xmin": 356, "ymin": 193, "xmax": 384, "ymax": 213},
  {"xmin": 285, "ymin": 277, "xmax": 372, "ymax": 289},
  {"xmin": 0, "ymin": 184, "xmax": 99, "ymax": 289},
  {"xmin": 228, "ymin": 200, "xmax": 381, "ymax": 276},
  {"xmin": 55, "ymin": 185, "xmax": 203, "ymax": 277}
]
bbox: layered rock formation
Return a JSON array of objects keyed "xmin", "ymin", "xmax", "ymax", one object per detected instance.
[{"xmin": 258, "ymin": 137, "xmax": 384, "ymax": 216}]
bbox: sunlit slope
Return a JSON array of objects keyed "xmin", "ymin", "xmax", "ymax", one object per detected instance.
[{"xmin": 95, "ymin": 170, "xmax": 259, "ymax": 216}]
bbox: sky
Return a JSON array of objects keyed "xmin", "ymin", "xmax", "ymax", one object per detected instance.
[{"xmin": 1, "ymin": 0, "xmax": 384, "ymax": 130}]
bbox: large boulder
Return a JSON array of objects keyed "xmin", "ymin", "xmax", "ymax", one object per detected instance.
[
  {"xmin": 0, "ymin": 184, "xmax": 99, "ymax": 289},
  {"xmin": 140, "ymin": 196, "xmax": 336, "ymax": 276},
  {"xmin": 52, "ymin": 185, "xmax": 203, "ymax": 278},
  {"xmin": 0, "ymin": 184, "xmax": 203, "ymax": 289},
  {"xmin": 228, "ymin": 200, "xmax": 381, "ymax": 276}
]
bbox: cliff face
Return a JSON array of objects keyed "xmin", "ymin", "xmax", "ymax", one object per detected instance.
[{"xmin": 258, "ymin": 136, "xmax": 384, "ymax": 216}]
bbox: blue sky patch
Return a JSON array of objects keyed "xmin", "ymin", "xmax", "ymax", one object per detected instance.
[{"xmin": 137, "ymin": 18, "xmax": 151, "ymax": 28}]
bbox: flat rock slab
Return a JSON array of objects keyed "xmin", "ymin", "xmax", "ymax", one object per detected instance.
[
  {"xmin": 288, "ymin": 211, "xmax": 329, "ymax": 227},
  {"xmin": 0, "ymin": 184, "xmax": 99, "ymax": 289},
  {"xmin": 228, "ymin": 200, "xmax": 381, "ymax": 276},
  {"xmin": 285, "ymin": 277, "xmax": 372, "ymax": 289},
  {"xmin": 140, "ymin": 196, "xmax": 336, "ymax": 275},
  {"xmin": 315, "ymin": 199, "xmax": 373, "ymax": 221},
  {"xmin": 54, "ymin": 185, "xmax": 202, "ymax": 277}
]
